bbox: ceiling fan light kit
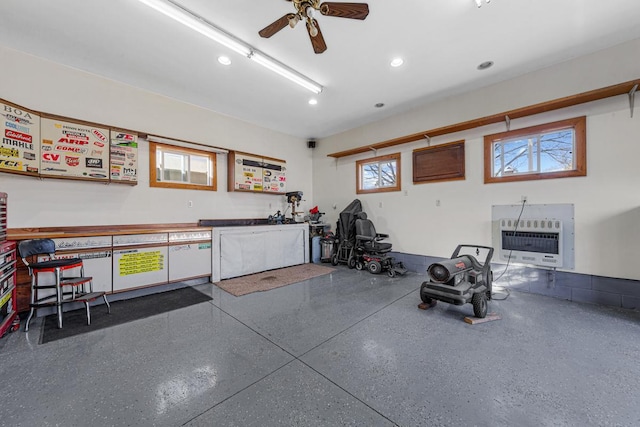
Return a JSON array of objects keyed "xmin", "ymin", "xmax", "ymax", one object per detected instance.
[
  {"xmin": 259, "ymin": 0, "xmax": 370, "ymax": 54},
  {"xmin": 136, "ymin": 0, "xmax": 323, "ymax": 93}
]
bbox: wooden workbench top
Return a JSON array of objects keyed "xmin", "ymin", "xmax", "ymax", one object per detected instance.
[{"xmin": 7, "ymin": 223, "xmax": 210, "ymax": 240}]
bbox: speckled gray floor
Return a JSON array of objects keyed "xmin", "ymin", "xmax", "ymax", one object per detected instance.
[{"xmin": 1, "ymin": 266, "xmax": 639, "ymax": 426}]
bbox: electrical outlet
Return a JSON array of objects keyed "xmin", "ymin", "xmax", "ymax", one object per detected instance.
[
  {"xmin": 521, "ymin": 195, "xmax": 528, "ymax": 203},
  {"xmin": 187, "ymin": 200, "xmax": 193, "ymax": 208},
  {"xmin": 436, "ymin": 199, "xmax": 441, "ymax": 207},
  {"xmin": 269, "ymin": 203, "xmax": 272, "ymax": 209}
]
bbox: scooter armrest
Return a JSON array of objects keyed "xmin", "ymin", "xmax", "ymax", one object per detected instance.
[{"xmin": 356, "ymin": 234, "xmax": 374, "ymax": 241}]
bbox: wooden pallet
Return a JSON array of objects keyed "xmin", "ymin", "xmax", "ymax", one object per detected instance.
[{"xmin": 464, "ymin": 312, "xmax": 501, "ymax": 325}]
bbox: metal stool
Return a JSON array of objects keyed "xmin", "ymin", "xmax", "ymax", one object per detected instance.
[{"xmin": 18, "ymin": 239, "xmax": 110, "ymax": 331}]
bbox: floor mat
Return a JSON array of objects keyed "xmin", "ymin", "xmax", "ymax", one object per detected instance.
[
  {"xmin": 216, "ymin": 263, "xmax": 335, "ymax": 297},
  {"xmin": 40, "ymin": 286, "xmax": 212, "ymax": 344}
]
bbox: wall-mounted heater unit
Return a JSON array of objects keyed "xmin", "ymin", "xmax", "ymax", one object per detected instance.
[{"xmin": 499, "ymin": 218, "xmax": 563, "ymax": 267}]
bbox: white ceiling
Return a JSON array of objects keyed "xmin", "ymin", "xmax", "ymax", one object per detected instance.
[{"xmin": 1, "ymin": 0, "xmax": 639, "ymax": 140}]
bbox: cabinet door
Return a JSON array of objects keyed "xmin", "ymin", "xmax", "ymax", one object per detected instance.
[
  {"xmin": 169, "ymin": 243, "xmax": 211, "ymax": 281},
  {"xmin": 113, "ymin": 247, "xmax": 168, "ymax": 291}
]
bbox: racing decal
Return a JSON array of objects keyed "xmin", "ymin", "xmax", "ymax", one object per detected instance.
[
  {"xmin": 86, "ymin": 158, "xmax": 102, "ymax": 168},
  {"xmin": 65, "ymin": 156, "xmax": 80, "ymax": 167},
  {"xmin": 1, "ymin": 102, "xmax": 40, "ymax": 174}
]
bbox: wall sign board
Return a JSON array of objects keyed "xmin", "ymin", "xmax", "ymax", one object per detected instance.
[{"xmin": 40, "ymin": 117, "xmax": 110, "ymax": 180}]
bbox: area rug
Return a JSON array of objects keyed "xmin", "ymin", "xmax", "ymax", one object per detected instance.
[
  {"xmin": 40, "ymin": 286, "xmax": 212, "ymax": 344},
  {"xmin": 216, "ymin": 263, "xmax": 335, "ymax": 297}
]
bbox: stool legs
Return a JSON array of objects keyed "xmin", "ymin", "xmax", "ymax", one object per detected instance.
[
  {"xmin": 24, "ymin": 273, "xmax": 37, "ymax": 332},
  {"xmin": 55, "ymin": 267, "xmax": 63, "ymax": 329}
]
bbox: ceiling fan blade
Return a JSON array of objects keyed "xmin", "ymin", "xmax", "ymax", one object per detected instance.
[
  {"xmin": 259, "ymin": 13, "xmax": 296, "ymax": 38},
  {"xmin": 306, "ymin": 21, "xmax": 327, "ymax": 54},
  {"xmin": 319, "ymin": 2, "xmax": 369, "ymax": 20}
]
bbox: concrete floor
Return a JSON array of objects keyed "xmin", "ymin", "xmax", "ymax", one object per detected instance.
[{"xmin": 1, "ymin": 266, "xmax": 639, "ymax": 426}]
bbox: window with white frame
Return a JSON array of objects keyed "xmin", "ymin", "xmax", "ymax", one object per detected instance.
[
  {"xmin": 484, "ymin": 116, "xmax": 586, "ymax": 183},
  {"xmin": 356, "ymin": 153, "xmax": 401, "ymax": 194},
  {"xmin": 150, "ymin": 142, "xmax": 217, "ymax": 190}
]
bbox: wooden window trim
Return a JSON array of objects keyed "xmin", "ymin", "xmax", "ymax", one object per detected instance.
[
  {"xmin": 356, "ymin": 153, "xmax": 401, "ymax": 194},
  {"xmin": 413, "ymin": 140, "xmax": 465, "ymax": 184},
  {"xmin": 149, "ymin": 142, "xmax": 217, "ymax": 191},
  {"xmin": 483, "ymin": 116, "xmax": 586, "ymax": 184}
]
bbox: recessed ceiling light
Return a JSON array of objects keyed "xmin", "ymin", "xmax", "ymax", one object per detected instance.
[
  {"xmin": 218, "ymin": 56, "xmax": 231, "ymax": 65},
  {"xmin": 477, "ymin": 60, "xmax": 494, "ymax": 70},
  {"xmin": 390, "ymin": 58, "xmax": 404, "ymax": 68},
  {"xmin": 375, "ymin": 103, "xmax": 385, "ymax": 108},
  {"xmin": 308, "ymin": 98, "xmax": 318, "ymax": 105}
]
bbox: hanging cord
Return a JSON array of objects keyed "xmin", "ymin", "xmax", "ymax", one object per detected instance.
[{"xmin": 492, "ymin": 199, "xmax": 527, "ymax": 300}]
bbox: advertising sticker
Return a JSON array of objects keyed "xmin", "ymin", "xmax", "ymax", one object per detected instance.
[{"xmin": 0, "ymin": 101, "xmax": 40, "ymax": 174}]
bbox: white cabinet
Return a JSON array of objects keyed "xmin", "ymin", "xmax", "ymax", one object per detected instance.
[
  {"xmin": 212, "ymin": 224, "xmax": 309, "ymax": 281},
  {"xmin": 113, "ymin": 246, "xmax": 168, "ymax": 291},
  {"xmin": 168, "ymin": 230, "xmax": 212, "ymax": 281}
]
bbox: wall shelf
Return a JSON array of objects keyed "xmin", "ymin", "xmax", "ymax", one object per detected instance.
[{"xmin": 327, "ymin": 79, "xmax": 640, "ymax": 159}]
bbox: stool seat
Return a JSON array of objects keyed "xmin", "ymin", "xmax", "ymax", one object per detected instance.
[{"xmin": 28, "ymin": 258, "xmax": 83, "ymax": 271}]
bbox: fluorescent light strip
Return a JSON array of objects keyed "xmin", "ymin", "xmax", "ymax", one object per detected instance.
[
  {"xmin": 250, "ymin": 52, "xmax": 323, "ymax": 94},
  {"xmin": 136, "ymin": 0, "xmax": 323, "ymax": 94}
]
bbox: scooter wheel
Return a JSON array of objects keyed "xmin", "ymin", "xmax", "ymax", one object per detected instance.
[
  {"xmin": 331, "ymin": 254, "xmax": 339, "ymax": 266},
  {"xmin": 368, "ymin": 260, "xmax": 381, "ymax": 274},
  {"xmin": 472, "ymin": 292, "xmax": 488, "ymax": 318},
  {"xmin": 348, "ymin": 256, "xmax": 356, "ymax": 269},
  {"xmin": 355, "ymin": 261, "xmax": 364, "ymax": 271}
]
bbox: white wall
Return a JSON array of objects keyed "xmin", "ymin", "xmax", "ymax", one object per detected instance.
[
  {"xmin": 0, "ymin": 46, "xmax": 313, "ymax": 227},
  {"xmin": 313, "ymin": 39, "xmax": 640, "ymax": 280}
]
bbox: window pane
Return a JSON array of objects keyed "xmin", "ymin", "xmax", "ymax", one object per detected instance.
[
  {"xmin": 379, "ymin": 161, "xmax": 397, "ymax": 187},
  {"xmin": 494, "ymin": 138, "xmax": 534, "ymax": 176},
  {"xmin": 163, "ymin": 152, "xmax": 186, "ymax": 182},
  {"xmin": 362, "ymin": 162, "xmax": 379, "ymax": 190},
  {"xmin": 189, "ymin": 155, "xmax": 209, "ymax": 185},
  {"xmin": 539, "ymin": 129, "xmax": 574, "ymax": 172}
]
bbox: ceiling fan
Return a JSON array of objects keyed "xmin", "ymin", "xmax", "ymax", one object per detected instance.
[{"xmin": 259, "ymin": 1, "xmax": 369, "ymax": 54}]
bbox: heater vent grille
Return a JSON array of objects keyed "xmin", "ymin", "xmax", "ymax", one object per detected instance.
[{"xmin": 499, "ymin": 218, "xmax": 563, "ymax": 267}]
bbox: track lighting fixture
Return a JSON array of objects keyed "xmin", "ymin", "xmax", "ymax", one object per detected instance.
[{"xmin": 136, "ymin": 0, "xmax": 323, "ymax": 94}]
